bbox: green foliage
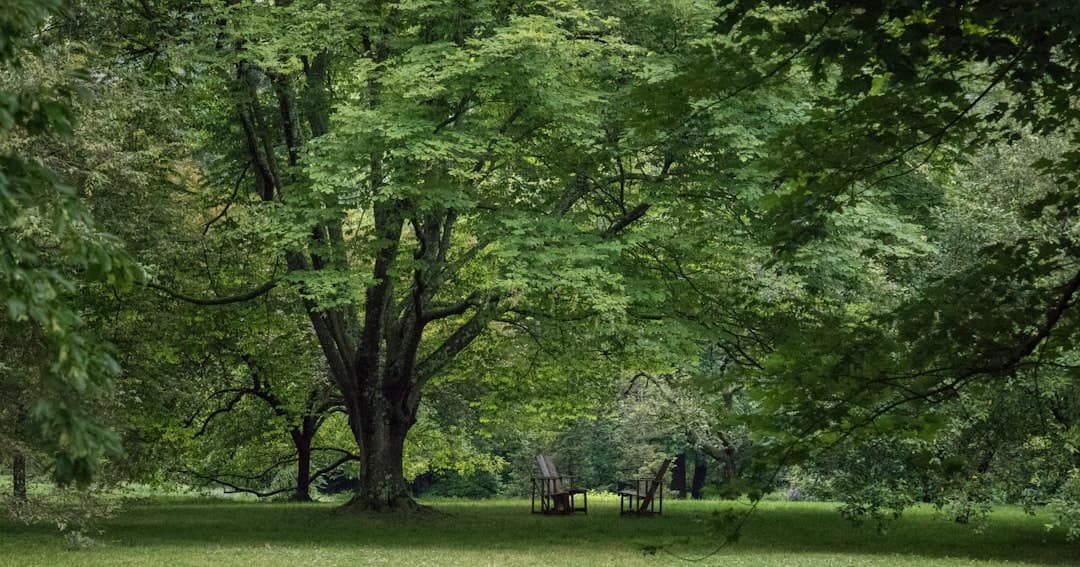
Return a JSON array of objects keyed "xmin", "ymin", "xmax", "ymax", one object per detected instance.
[
  {"xmin": 3, "ymin": 485, "xmax": 120, "ymax": 541},
  {"xmin": 0, "ymin": 0, "xmax": 138, "ymax": 485},
  {"xmin": 1047, "ymin": 469, "xmax": 1080, "ymax": 541}
]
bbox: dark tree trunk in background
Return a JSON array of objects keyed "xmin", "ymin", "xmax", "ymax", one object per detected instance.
[
  {"xmin": 290, "ymin": 418, "xmax": 317, "ymax": 502},
  {"xmin": 293, "ymin": 445, "xmax": 312, "ymax": 502},
  {"xmin": 12, "ymin": 400, "xmax": 27, "ymax": 502},
  {"xmin": 12, "ymin": 454, "xmax": 26, "ymax": 502},
  {"xmin": 691, "ymin": 456, "xmax": 707, "ymax": 499},
  {"xmin": 670, "ymin": 453, "xmax": 688, "ymax": 498}
]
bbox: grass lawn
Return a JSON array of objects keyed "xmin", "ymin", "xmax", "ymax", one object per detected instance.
[{"xmin": 1, "ymin": 496, "xmax": 1076, "ymax": 566}]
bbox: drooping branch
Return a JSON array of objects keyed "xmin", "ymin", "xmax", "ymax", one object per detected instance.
[
  {"xmin": 191, "ymin": 389, "xmax": 247, "ymax": 437},
  {"xmin": 813, "ymin": 266, "xmax": 1080, "ymax": 454},
  {"xmin": 962, "ymin": 266, "xmax": 1080, "ymax": 378},
  {"xmin": 845, "ymin": 44, "xmax": 1030, "ymax": 181},
  {"xmin": 145, "ymin": 280, "xmax": 277, "ymax": 306},
  {"xmin": 494, "ymin": 317, "xmax": 559, "ymax": 358},
  {"xmin": 181, "ymin": 452, "xmax": 359, "ymax": 500},
  {"xmin": 182, "ymin": 471, "xmax": 295, "ymax": 499},
  {"xmin": 308, "ymin": 453, "xmax": 361, "ymax": 484},
  {"xmin": 182, "ymin": 467, "xmax": 292, "ymax": 499},
  {"xmin": 189, "ymin": 454, "xmax": 302, "ymax": 484}
]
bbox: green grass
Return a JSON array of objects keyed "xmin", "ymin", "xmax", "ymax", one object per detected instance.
[{"xmin": 1, "ymin": 496, "xmax": 1076, "ymax": 566}]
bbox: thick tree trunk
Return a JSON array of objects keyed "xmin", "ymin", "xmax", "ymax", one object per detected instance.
[
  {"xmin": 342, "ymin": 397, "xmax": 422, "ymax": 512},
  {"xmin": 691, "ymin": 456, "xmax": 707, "ymax": 500},
  {"xmin": 12, "ymin": 453, "xmax": 26, "ymax": 502},
  {"xmin": 670, "ymin": 453, "xmax": 688, "ymax": 498}
]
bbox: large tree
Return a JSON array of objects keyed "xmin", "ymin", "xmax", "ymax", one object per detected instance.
[{"xmin": 127, "ymin": 0, "xmax": 706, "ymax": 511}]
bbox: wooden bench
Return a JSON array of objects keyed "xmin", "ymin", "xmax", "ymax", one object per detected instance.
[
  {"xmin": 618, "ymin": 458, "xmax": 671, "ymax": 516},
  {"xmin": 531, "ymin": 455, "xmax": 588, "ymax": 515}
]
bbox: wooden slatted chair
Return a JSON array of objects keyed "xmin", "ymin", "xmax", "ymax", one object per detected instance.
[
  {"xmin": 531, "ymin": 455, "xmax": 588, "ymax": 515},
  {"xmin": 618, "ymin": 458, "xmax": 672, "ymax": 516}
]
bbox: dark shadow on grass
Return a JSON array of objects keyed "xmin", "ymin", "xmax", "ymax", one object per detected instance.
[{"xmin": 704, "ymin": 505, "xmax": 1080, "ymax": 566}]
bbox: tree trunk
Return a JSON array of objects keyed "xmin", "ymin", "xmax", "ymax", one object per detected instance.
[
  {"xmin": 670, "ymin": 453, "xmax": 688, "ymax": 498},
  {"xmin": 690, "ymin": 456, "xmax": 707, "ymax": 500},
  {"xmin": 721, "ymin": 446, "xmax": 737, "ymax": 485},
  {"xmin": 12, "ymin": 453, "xmax": 26, "ymax": 502},
  {"xmin": 12, "ymin": 399, "xmax": 27, "ymax": 502},
  {"xmin": 342, "ymin": 397, "xmax": 422, "ymax": 512},
  {"xmin": 290, "ymin": 423, "xmax": 315, "ymax": 502}
]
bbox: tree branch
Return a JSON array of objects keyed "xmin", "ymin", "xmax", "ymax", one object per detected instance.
[
  {"xmin": 145, "ymin": 280, "xmax": 277, "ymax": 306},
  {"xmin": 422, "ymin": 294, "xmax": 479, "ymax": 323},
  {"xmin": 414, "ymin": 300, "xmax": 497, "ymax": 385},
  {"xmin": 602, "ymin": 203, "xmax": 651, "ymax": 237},
  {"xmin": 963, "ymin": 266, "xmax": 1080, "ymax": 378},
  {"xmin": 202, "ymin": 162, "xmax": 250, "ymax": 235}
]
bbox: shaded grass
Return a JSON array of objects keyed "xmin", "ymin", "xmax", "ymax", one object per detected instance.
[{"xmin": 0, "ymin": 496, "xmax": 1076, "ymax": 566}]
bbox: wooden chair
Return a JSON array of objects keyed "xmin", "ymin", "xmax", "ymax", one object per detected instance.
[
  {"xmin": 618, "ymin": 458, "xmax": 672, "ymax": 516},
  {"xmin": 531, "ymin": 455, "xmax": 588, "ymax": 515}
]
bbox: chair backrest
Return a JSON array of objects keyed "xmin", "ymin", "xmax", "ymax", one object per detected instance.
[
  {"xmin": 537, "ymin": 455, "xmax": 562, "ymax": 493},
  {"xmin": 638, "ymin": 458, "xmax": 672, "ymax": 512},
  {"xmin": 543, "ymin": 455, "xmax": 563, "ymax": 477}
]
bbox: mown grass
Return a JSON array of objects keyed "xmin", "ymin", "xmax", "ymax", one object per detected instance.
[{"xmin": 1, "ymin": 495, "xmax": 1076, "ymax": 566}]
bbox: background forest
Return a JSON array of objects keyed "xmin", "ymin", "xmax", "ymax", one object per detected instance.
[{"xmin": 3, "ymin": 0, "xmax": 1080, "ymax": 563}]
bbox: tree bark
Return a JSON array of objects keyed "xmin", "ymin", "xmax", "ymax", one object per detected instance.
[{"xmin": 344, "ymin": 406, "xmax": 419, "ymax": 511}]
